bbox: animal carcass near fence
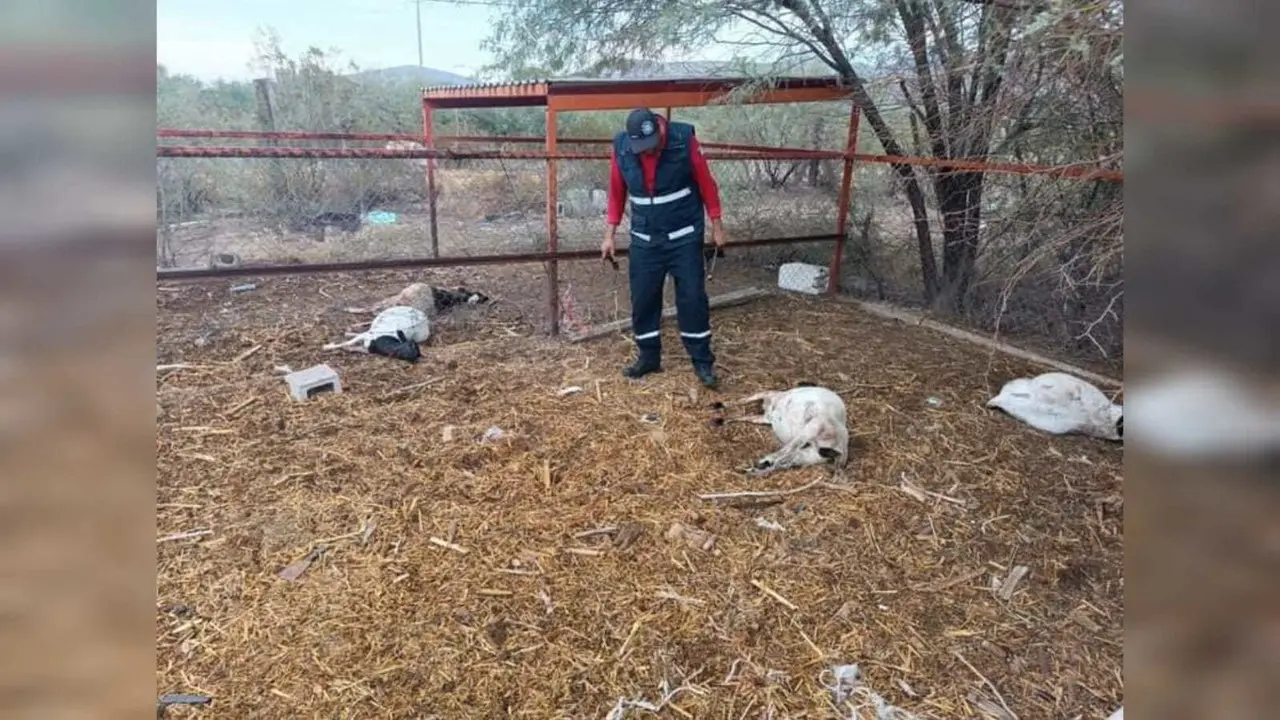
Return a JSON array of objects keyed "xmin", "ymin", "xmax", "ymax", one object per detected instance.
[{"xmin": 323, "ymin": 306, "xmax": 431, "ymax": 363}]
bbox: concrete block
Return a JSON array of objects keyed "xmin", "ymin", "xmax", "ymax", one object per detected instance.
[
  {"xmin": 778, "ymin": 262, "xmax": 829, "ymax": 295},
  {"xmin": 285, "ymin": 363, "xmax": 342, "ymax": 401}
]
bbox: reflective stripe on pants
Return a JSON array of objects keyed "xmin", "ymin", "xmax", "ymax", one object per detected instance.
[{"xmin": 628, "ymin": 233, "xmax": 714, "ymax": 365}]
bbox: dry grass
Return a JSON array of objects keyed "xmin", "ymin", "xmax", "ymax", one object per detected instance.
[
  {"xmin": 156, "ymin": 274, "xmax": 1122, "ymax": 718},
  {"xmin": 436, "ymin": 167, "xmax": 546, "ymax": 219}
]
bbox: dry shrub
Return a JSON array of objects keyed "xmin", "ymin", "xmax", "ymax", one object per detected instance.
[
  {"xmin": 559, "ymin": 160, "xmax": 610, "ymax": 194},
  {"xmin": 437, "ymin": 166, "xmax": 544, "ymax": 218}
]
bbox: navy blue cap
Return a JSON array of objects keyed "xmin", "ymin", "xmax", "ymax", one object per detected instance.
[{"xmin": 625, "ymin": 108, "xmax": 661, "ymax": 153}]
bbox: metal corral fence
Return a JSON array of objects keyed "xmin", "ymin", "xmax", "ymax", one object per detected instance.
[{"xmin": 155, "ymin": 78, "xmax": 1122, "ymax": 340}]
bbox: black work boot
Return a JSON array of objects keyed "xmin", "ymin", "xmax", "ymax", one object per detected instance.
[
  {"xmin": 622, "ymin": 354, "xmax": 662, "ymax": 379},
  {"xmin": 693, "ymin": 363, "xmax": 719, "ymax": 389}
]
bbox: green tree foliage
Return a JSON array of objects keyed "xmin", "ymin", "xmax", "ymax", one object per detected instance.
[{"xmin": 483, "ymin": 0, "xmax": 1124, "ymax": 314}]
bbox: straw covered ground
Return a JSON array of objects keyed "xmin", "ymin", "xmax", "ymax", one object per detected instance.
[{"xmin": 156, "ymin": 272, "xmax": 1123, "ymax": 719}]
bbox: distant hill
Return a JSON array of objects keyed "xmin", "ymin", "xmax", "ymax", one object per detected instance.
[{"xmin": 350, "ymin": 65, "xmax": 475, "ymax": 87}]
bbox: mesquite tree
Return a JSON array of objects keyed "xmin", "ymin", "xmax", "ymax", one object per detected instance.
[{"xmin": 484, "ymin": 0, "xmax": 1121, "ymax": 312}]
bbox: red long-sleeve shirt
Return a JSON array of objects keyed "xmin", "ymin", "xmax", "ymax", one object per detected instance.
[{"xmin": 606, "ymin": 115, "xmax": 723, "ymax": 226}]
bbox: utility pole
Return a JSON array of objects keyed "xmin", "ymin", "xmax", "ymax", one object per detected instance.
[{"xmin": 415, "ymin": 0, "xmax": 424, "ymax": 67}]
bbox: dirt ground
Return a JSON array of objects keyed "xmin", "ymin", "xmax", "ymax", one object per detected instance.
[{"xmin": 156, "ymin": 271, "xmax": 1122, "ymax": 719}]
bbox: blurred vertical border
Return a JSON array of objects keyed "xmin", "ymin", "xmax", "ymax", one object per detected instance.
[
  {"xmin": 1127, "ymin": 0, "xmax": 1280, "ymax": 717},
  {"xmin": 0, "ymin": 1, "xmax": 157, "ymax": 717}
]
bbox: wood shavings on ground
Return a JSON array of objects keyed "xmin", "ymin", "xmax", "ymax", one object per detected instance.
[{"xmin": 156, "ymin": 271, "xmax": 1123, "ymax": 718}]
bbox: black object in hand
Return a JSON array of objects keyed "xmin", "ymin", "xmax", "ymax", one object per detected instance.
[
  {"xmin": 703, "ymin": 246, "xmax": 726, "ymax": 262},
  {"xmin": 604, "ymin": 255, "xmax": 620, "ymax": 271}
]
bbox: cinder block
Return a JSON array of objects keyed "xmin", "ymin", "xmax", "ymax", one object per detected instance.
[
  {"xmin": 285, "ymin": 363, "xmax": 342, "ymax": 401},
  {"xmin": 778, "ymin": 262, "xmax": 829, "ymax": 295}
]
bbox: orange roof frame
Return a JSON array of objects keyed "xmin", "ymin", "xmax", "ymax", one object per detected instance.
[{"xmin": 421, "ymin": 76, "xmax": 853, "ymax": 111}]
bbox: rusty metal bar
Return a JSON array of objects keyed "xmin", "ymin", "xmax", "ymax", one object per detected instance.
[
  {"xmin": 155, "ymin": 234, "xmax": 842, "ymax": 281},
  {"xmin": 547, "ymin": 86, "xmax": 850, "ymax": 112},
  {"xmin": 700, "ymin": 141, "xmax": 836, "ymax": 156},
  {"xmin": 153, "ymin": 145, "xmax": 835, "ymax": 161},
  {"xmin": 156, "ymin": 129, "xmax": 839, "ymax": 157},
  {"xmin": 157, "ymin": 129, "xmax": 424, "ymax": 142},
  {"xmin": 422, "ymin": 100, "xmax": 440, "ymax": 258},
  {"xmin": 158, "ymin": 129, "xmax": 611, "ymax": 145},
  {"xmin": 154, "ymin": 144, "xmax": 1120, "ymax": 181},
  {"xmin": 545, "ymin": 107, "xmax": 561, "ymax": 335},
  {"xmin": 829, "ymin": 103, "xmax": 861, "ymax": 294},
  {"xmin": 852, "ymin": 152, "xmax": 1122, "ymax": 182}
]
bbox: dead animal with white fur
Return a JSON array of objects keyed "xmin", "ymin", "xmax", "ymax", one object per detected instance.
[
  {"xmin": 711, "ymin": 382, "xmax": 850, "ymax": 475},
  {"xmin": 358, "ymin": 282, "xmax": 491, "ymax": 317},
  {"xmin": 323, "ymin": 306, "xmax": 429, "ymax": 363},
  {"xmin": 987, "ymin": 371, "xmax": 1122, "ymax": 441}
]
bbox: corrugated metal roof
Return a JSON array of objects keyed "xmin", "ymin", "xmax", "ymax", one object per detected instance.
[
  {"xmin": 420, "ymin": 76, "xmax": 850, "ymax": 109},
  {"xmin": 422, "ymin": 75, "xmax": 845, "ymax": 93}
]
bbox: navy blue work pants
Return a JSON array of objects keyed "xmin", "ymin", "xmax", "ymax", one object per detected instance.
[{"xmin": 628, "ymin": 235, "xmax": 714, "ymax": 366}]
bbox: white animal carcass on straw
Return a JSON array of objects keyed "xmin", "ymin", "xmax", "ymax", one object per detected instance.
[
  {"xmin": 323, "ymin": 305, "xmax": 430, "ymax": 363},
  {"xmin": 355, "ymin": 282, "xmax": 493, "ymax": 318},
  {"xmin": 987, "ymin": 372, "xmax": 1122, "ymax": 441},
  {"xmin": 713, "ymin": 383, "xmax": 850, "ymax": 475},
  {"xmin": 379, "ymin": 282, "xmax": 437, "ymax": 315}
]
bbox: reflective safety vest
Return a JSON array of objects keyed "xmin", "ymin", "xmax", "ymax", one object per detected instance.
[{"xmin": 612, "ymin": 121, "xmax": 705, "ymax": 244}]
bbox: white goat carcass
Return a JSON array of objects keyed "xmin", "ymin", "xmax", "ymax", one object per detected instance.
[
  {"xmin": 714, "ymin": 384, "xmax": 850, "ymax": 475},
  {"xmin": 356, "ymin": 282, "xmax": 493, "ymax": 318},
  {"xmin": 323, "ymin": 306, "xmax": 430, "ymax": 363},
  {"xmin": 987, "ymin": 372, "xmax": 1122, "ymax": 441},
  {"xmin": 376, "ymin": 282, "xmax": 437, "ymax": 315}
]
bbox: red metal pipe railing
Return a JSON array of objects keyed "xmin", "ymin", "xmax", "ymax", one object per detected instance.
[
  {"xmin": 154, "ymin": 145, "xmax": 840, "ymax": 161},
  {"xmin": 155, "ymin": 143, "xmax": 1121, "ymax": 181},
  {"xmin": 830, "ymin": 104, "xmax": 861, "ymax": 293},
  {"xmin": 157, "ymin": 129, "xmax": 614, "ymax": 145},
  {"xmin": 544, "ymin": 107, "xmax": 561, "ymax": 334},
  {"xmin": 157, "ymin": 129, "xmax": 426, "ymax": 142},
  {"xmin": 156, "ymin": 129, "xmax": 851, "ymax": 155},
  {"xmin": 155, "ymin": 234, "xmax": 843, "ymax": 281},
  {"xmin": 851, "ymin": 152, "xmax": 1122, "ymax": 182}
]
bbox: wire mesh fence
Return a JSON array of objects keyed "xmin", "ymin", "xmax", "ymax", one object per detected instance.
[
  {"xmin": 840, "ymin": 161, "xmax": 1124, "ymax": 359},
  {"xmin": 156, "ymin": 107, "xmax": 1121, "ymax": 358},
  {"xmin": 155, "ymin": 122, "xmax": 854, "ymax": 335}
]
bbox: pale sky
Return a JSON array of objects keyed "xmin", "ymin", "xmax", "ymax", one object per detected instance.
[{"xmin": 157, "ymin": 0, "xmax": 501, "ymax": 81}]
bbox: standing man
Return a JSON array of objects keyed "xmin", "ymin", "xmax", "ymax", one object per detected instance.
[{"xmin": 601, "ymin": 108, "xmax": 727, "ymax": 388}]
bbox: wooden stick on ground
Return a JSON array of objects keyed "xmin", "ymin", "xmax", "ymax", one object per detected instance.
[
  {"xmin": 751, "ymin": 579, "xmax": 798, "ymax": 610},
  {"xmin": 428, "ymin": 537, "xmax": 469, "ymax": 554},
  {"xmin": 698, "ymin": 478, "xmax": 823, "ymax": 502},
  {"xmin": 568, "ymin": 287, "xmax": 771, "ymax": 343},
  {"xmin": 381, "ymin": 377, "xmax": 440, "ymax": 399},
  {"xmin": 157, "ymin": 529, "xmax": 213, "ymax": 543}
]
